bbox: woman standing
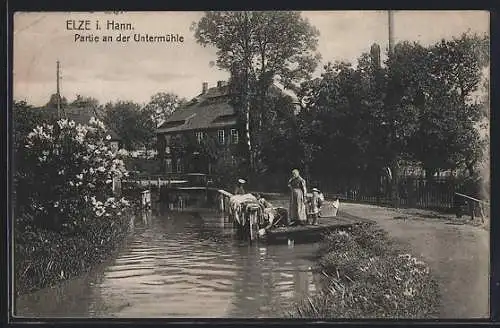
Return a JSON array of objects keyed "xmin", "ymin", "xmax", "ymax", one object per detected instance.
[{"xmin": 288, "ymin": 169, "xmax": 307, "ymax": 226}]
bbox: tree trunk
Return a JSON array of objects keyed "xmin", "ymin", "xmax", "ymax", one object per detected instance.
[
  {"xmin": 390, "ymin": 160, "xmax": 400, "ymax": 208},
  {"xmin": 243, "ymin": 11, "xmax": 253, "ymax": 172},
  {"xmin": 466, "ymin": 162, "xmax": 475, "ymax": 178}
]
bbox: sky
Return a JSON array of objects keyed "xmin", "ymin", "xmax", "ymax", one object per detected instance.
[{"xmin": 13, "ymin": 11, "xmax": 489, "ymax": 106}]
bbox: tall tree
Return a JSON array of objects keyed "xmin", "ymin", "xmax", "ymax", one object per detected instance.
[
  {"xmin": 410, "ymin": 33, "xmax": 489, "ymax": 177},
  {"xmin": 192, "ymin": 11, "xmax": 321, "ymax": 171},
  {"xmin": 102, "ymin": 101, "xmax": 156, "ymax": 151},
  {"xmin": 144, "ymin": 92, "xmax": 186, "ymax": 128},
  {"xmin": 45, "ymin": 93, "xmax": 68, "ymax": 109},
  {"xmin": 296, "ymin": 60, "xmax": 380, "ymax": 191},
  {"xmin": 70, "ymin": 95, "xmax": 100, "ymax": 108}
]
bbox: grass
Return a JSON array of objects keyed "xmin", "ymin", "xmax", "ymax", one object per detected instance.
[
  {"xmin": 291, "ymin": 223, "xmax": 440, "ymax": 319},
  {"xmin": 14, "ymin": 211, "xmax": 132, "ymax": 296}
]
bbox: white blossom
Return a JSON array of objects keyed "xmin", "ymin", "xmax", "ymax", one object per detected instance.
[
  {"xmin": 75, "ymin": 133, "xmax": 85, "ymax": 144},
  {"xmin": 57, "ymin": 119, "xmax": 69, "ymax": 128},
  {"xmin": 117, "ymin": 149, "xmax": 128, "ymax": 156}
]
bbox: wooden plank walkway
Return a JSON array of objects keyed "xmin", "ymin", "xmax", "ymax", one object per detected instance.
[{"xmin": 265, "ymin": 211, "xmax": 374, "ymax": 243}]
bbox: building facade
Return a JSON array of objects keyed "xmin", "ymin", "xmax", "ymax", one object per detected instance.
[{"xmin": 156, "ymin": 81, "xmax": 241, "ymax": 174}]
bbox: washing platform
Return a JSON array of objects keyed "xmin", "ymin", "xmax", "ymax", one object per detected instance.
[{"xmin": 264, "ymin": 211, "xmax": 374, "ymax": 244}]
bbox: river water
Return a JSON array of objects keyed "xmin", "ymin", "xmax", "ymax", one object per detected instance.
[{"xmin": 15, "ymin": 206, "xmax": 320, "ymax": 318}]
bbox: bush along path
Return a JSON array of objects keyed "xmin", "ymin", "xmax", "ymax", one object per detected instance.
[{"xmin": 292, "ymin": 223, "xmax": 440, "ymax": 319}]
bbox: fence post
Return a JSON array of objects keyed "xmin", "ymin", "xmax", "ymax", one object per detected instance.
[
  {"xmin": 113, "ymin": 176, "xmax": 122, "ymax": 197},
  {"xmin": 408, "ymin": 177, "xmax": 417, "ymax": 208}
]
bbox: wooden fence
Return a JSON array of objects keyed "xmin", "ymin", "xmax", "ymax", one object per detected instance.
[
  {"xmin": 320, "ymin": 176, "xmax": 477, "ymax": 212},
  {"xmin": 121, "ymin": 171, "xmax": 487, "ymax": 214}
]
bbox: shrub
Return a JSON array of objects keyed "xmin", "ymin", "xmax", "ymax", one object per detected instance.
[
  {"xmin": 16, "ymin": 117, "xmax": 131, "ymax": 234},
  {"xmin": 293, "ymin": 223, "xmax": 440, "ymax": 319}
]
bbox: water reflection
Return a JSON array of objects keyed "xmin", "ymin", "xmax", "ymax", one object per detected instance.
[{"xmin": 16, "ymin": 208, "xmax": 318, "ymax": 318}]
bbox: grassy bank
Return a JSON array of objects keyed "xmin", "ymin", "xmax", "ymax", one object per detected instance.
[
  {"xmin": 14, "ymin": 209, "xmax": 136, "ymax": 296},
  {"xmin": 292, "ymin": 223, "xmax": 440, "ymax": 319}
]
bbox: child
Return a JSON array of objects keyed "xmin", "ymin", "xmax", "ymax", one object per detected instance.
[{"xmin": 309, "ymin": 188, "xmax": 323, "ymax": 225}]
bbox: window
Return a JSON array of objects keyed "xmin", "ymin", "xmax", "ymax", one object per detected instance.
[
  {"xmin": 230, "ymin": 129, "xmax": 239, "ymax": 144},
  {"xmin": 176, "ymin": 158, "xmax": 183, "ymax": 173},
  {"xmin": 231, "ymin": 155, "xmax": 237, "ymax": 166},
  {"xmin": 196, "ymin": 131, "xmax": 205, "ymax": 143},
  {"xmin": 218, "ymin": 129, "xmax": 225, "ymax": 144},
  {"xmin": 165, "ymin": 159, "xmax": 172, "ymax": 173}
]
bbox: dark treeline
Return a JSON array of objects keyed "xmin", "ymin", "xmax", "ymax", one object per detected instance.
[
  {"xmin": 192, "ymin": 11, "xmax": 489, "ymax": 199},
  {"xmin": 14, "ymin": 12, "xmax": 489, "ymax": 200}
]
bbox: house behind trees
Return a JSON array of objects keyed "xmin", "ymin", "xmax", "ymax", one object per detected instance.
[{"xmin": 156, "ymin": 81, "xmax": 241, "ymax": 174}]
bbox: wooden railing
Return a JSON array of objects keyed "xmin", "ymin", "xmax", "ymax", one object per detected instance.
[
  {"xmin": 215, "ymin": 189, "xmax": 262, "ymax": 242},
  {"xmin": 217, "ymin": 189, "xmax": 233, "ymax": 213},
  {"xmin": 454, "ymin": 192, "xmax": 489, "ymax": 223},
  {"xmin": 123, "ymin": 173, "xmax": 223, "ymax": 189}
]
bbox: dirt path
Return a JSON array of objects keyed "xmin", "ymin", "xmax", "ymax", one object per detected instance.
[{"xmin": 338, "ymin": 202, "xmax": 490, "ymax": 319}]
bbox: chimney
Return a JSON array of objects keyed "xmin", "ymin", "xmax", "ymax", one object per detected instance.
[
  {"xmin": 217, "ymin": 80, "xmax": 225, "ymax": 88},
  {"xmin": 202, "ymin": 82, "xmax": 208, "ymax": 94},
  {"xmin": 370, "ymin": 43, "xmax": 381, "ymax": 69}
]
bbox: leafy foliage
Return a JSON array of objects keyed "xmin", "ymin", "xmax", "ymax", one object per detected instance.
[
  {"xmin": 45, "ymin": 93, "xmax": 68, "ymax": 109},
  {"xmin": 102, "ymin": 101, "xmax": 156, "ymax": 151},
  {"xmin": 17, "ymin": 117, "xmax": 130, "ymax": 233},
  {"xmin": 296, "ymin": 32, "xmax": 489, "ymax": 193},
  {"xmin": 193, "ymin": 11, "xmax": 321, "ymax": 172},
  {"xmin": 409, "ymin": 33, "xmax": 489, "ymax": 176},
  {"xmin": 70, "ymin": 95, "xmax": 100, "ymax": 109},
  {"xmin": 193, "ymin": 11, "xmax": 321, "ymax": 92},
  {"xmin": 144, "ymin": 92, "xmax": 186, "ymax": 128}
]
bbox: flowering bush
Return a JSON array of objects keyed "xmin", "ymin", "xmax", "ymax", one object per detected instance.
[{"xmin": 17, "ymin": 117, "xmax": 131, "ymax": 233}]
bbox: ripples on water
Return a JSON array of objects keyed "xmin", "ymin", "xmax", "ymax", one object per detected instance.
[{"xmin": 16, "ymin": 208, "xmax": 320, "ymax": 318}]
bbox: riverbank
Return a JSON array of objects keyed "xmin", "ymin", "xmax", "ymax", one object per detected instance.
[
  {"xmin": 292, "ymin": 222, "xmax": 440, "ymax": 319},
  {"xmin": 14, "ymin": 211, "xmax": 134, "ymax": 296},
  {"xmin": 339, "ymin": 203, "xmax": 490, "ymax": 318}
]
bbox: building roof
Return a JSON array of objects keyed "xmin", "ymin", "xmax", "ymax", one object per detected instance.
[
  {"xmin": 157, "ymin": 85, "xmax": 238, "ymax": 134},
  {"xmin": 156, "ymin": 81, "xmax": 300, "ymax": 134},
  {"xmin": 37, "ymin": 106, "xmax": 122, "ymax": 141}
]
